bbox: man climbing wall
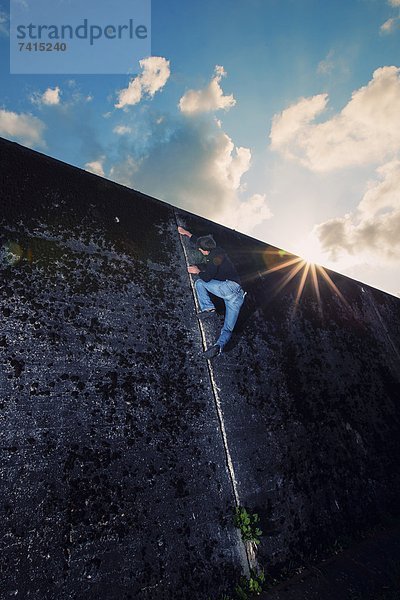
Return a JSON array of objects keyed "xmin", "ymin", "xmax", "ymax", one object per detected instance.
[{"xmin": 178, "ymin": 226, "xmax": 246, "ymax": 359}]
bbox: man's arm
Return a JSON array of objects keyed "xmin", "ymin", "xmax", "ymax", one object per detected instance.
[
  {"xmin": 188, "ymin": 265, "xmax": 200, "ymax": 274},
  {"xmin": 178, "ymin": 227, "xmax": 203, "ymax": 281},
  {"xmin": 177, "ymin": 226, "xmax": 200, "ymax": 248},
  {"xmin": 177, "ymin": 226, "xmax": 192, "ymax": 238}
]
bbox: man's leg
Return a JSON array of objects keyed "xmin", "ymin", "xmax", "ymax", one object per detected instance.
[
  {"xmin": 202, "ymin": 282, "xmax": 246, "ymax": 358},
  {"xmin": 216, "ymin": 287, "xmax": 245, "ymax": 351},
  {"xmin": 194, "ymin": 278, "xmax": 217, "ymax": 312}
]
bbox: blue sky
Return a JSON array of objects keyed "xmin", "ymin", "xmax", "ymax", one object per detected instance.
[{"xmin": 1, "ymin": 0, "xmax": 400, "ymax": 297}]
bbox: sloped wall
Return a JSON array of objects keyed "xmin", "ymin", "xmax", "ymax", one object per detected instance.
[
  {"xmin": 0, "ymin": 138, "xmax": 246, "ymax": 599},
  {"xmin": 1, "ymin": 136, "xmax": 400, "ymax": 598},
  {"xmin": 178, "ymin": 209, "xmax": 400, "ymax": 578}
]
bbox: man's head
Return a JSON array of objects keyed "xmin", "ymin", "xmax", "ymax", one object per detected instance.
[{"xmin": 197, "ymin": 235, "xmax": 216, "ymax": 255}]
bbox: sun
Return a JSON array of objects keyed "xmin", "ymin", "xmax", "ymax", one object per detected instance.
[
  {"xmin": 301, "ymin": 255, "xmax": 316, "ymax": 266},
  {"xmin": 250, "ymin": 246, "xmax": 350, "ymax": 319},
  {"xmin": 294, "ymin": 239, "xmax": 324, "ymax": 267}
]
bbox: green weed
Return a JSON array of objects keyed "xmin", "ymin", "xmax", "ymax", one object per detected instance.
[
  {"xmin": 234, "ymin": 506, "xmax": 263, "ymax": 545},
  {"xmin": 235, "ymin": 569, "xmax": 266, "ymax": 599}
]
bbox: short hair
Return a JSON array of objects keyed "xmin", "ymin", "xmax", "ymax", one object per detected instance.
[{"xmin": 197, "ymin": 235, "xmax": 216, "ymax": 251}]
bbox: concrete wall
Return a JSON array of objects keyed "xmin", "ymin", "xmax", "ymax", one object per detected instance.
[{"xmin": 1, "ymin": 136, "xmax": 400, "ymax": 598}]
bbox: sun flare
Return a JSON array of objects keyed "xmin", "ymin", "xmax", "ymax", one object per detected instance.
[{"xmin": 254, "ymin": 247, "xmax": 350, "ymax": 318}]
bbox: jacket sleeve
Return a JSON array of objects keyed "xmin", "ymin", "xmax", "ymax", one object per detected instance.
[
  {"xmin": 198, "ymin": 252, "xmax": 225, "ymax": 282},
  {"xmin": 189, "ymin": 235, "xmax": 199, "ymax": 248}
]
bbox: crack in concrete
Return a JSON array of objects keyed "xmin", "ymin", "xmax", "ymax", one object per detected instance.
[{"xmin": 174, "ymin": 209, "xmax": 252, "ymax": 577}]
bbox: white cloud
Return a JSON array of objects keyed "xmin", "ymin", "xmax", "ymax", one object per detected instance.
[
  {"xmin": 270, "ymin": 94, "xmax": 328, "ymax": 156},
  {"xmin": 30, "ymin": 85, "xmax": 95, "ymax": 109},
  {"xmin": 109, "ymin": 156, "xmax": 138, "ymax": 186},
  {"xmin": 317, "ymin": 49, "xmax": 351, "ymax": 80},
  {"xmin": 314, "ymin": 160, "xmax": 400, "ymax": 262},
  {"xmin": 109, "ymin": 118, "xmax": 249, "ymax": 216},
  {"xmin": 113, "ymin": 125, "xmax": 132, "ymax": 135},
  {"xmin": 31, "ymin": 86, "xmax": 61, "ymax": 106},
  {"xmin": 317, "ymin": 50, "xmax": 335, "ymax": 75},
  {"xmin": 85, "ymin": 157, "xmax": 105, "ymax": 177},
  {"xmin": 115, "ymin": 56, "xmax": 170, "ymax": 109},
  {"xmin": 105, "ymin": 115, "xmax": 270, "ymax": 235},
  {"xmin": 221, "ymin": 193, "xmax": 273, "ymax": 232},
  {"xmin": 0, "ymin": 108, "xmax": 46, "ymax": 148},
  {"xmin": 270, "ymin": 66, "xmax": 400, "ymax": 171},
  {"xmin": 42, "ymin": 86, "xmax": 61, "ymax": 105},
  {"xmin": 389, "ymin": 0, "xmax": 400, "ymax": 6},
  {"xmin": 380, "ymin": 17, "xmax": 399, "ymax": 34},
  {"xmin": 179, "ymin": 65, "xmax": 236, "ymax": 114}
]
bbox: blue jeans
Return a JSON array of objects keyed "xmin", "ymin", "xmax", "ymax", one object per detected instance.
[{"xmin": 194, "ymin": 278, "xmax": 246, "ymax": 351}]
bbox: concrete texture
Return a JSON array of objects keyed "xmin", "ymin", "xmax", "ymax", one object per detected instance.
[
  {"xmin": 263, "ymin": 524, "xmax": 400, "ymax": 600},
  {"xmin": 1, "ymin": 136, "xmax": 400, "ymax": 599},
  {"xmin": 0, "ymin": 138, "xmax": 246, "ymax": 599},
  {"xmin": 178, "ymin": 212, "xmax": 400, "ymax": 582}
]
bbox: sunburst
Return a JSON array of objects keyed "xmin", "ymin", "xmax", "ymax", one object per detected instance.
[{"xmin": 256, "ymin": 248, "xmax": 349, "ymax": 317}]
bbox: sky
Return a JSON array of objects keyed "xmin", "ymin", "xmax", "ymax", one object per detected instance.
[{"xmin": 1, "ymin": 0, "xmax": 400, "ymax": 297}]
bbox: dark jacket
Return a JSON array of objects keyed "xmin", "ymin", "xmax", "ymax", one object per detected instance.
[{"xmin": 190, "ymin": 235, "xmax": 242, "ymax": 285}]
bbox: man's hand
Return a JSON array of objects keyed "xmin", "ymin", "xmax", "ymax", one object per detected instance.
[
  {"xmin": 188, "ymin": 265, "xmax": 200, "ymax": 274},
  {"xmin": 178, "ymin": 226, "xmax": 192, "ymax": 237}
]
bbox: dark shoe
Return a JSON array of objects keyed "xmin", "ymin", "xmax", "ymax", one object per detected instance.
[
  {"xmin": 196, "ymin": 309, "xmax": 216, "ymax": 321},
  {"xmin": 202, "ymin": 344, "xmax": 221, "ymax": 359}
]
